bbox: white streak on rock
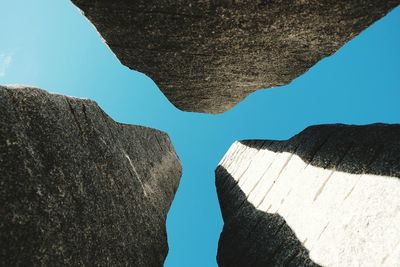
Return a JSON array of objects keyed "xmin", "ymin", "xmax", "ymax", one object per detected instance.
[{"xmin": 125, "ymin": 153, "xmax": 148, "ymax": 197}]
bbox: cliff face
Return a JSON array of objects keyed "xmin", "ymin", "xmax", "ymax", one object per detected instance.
[
  {"xmin": 71, "ymin": 0, "xmax": 399, "ymax": 113},
  {"xmin": 0, "ymin": 86, "xmax": 181, "ymax": 266},
  {"xmin": 216, "ymin": 124, "xmax": 400, "ymax": 266}
]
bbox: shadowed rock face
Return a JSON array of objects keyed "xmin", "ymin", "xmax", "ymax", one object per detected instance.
[
  {"xmin": 0, "ymin": 86, "xmax": 181, "ymax": 266},
  {"xmin": 216, "ymin": 124, "xmax": 400, "ymax": 266},
  {"xmin": 71, "ymin": 0, "xmax": 399, "ymax": 113}
]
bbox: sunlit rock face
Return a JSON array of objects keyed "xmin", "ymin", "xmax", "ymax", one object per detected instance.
[
  {"xmin": 216, "ymin": 124, "xmax": 400, "ymax": 266},
  {"xmin": 70, "ymin": 0, "xmax": 399, "ymax": 113},
  {"xmin": 0, "ymin": 86, "xmax": 181, "ymax": 266}
]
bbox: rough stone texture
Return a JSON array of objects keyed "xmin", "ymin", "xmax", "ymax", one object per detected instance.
[
  {"xmin": 70, "ymin": 0, "xmax": 400, "ymax": 113},
  {"xmin": 0, "ymin": 86, "xmax": 181, "ymax": 266},
  {"xmin": 216, "ymin": 124, "xmax": 400, "ymax": 266}
]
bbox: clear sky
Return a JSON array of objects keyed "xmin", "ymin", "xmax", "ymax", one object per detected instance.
[{"xmin": 1, "ymin": 1, "xmax": 399, "ymax": 266}]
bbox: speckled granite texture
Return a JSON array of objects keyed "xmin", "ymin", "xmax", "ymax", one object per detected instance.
[
  {"xmin": 216, "ymin": 124, "xmax": 400, "ymax": 266},
  {"xmin": 0, "ymin": 86, "xmax": 181, "ymax": 266},
  {"xmin": 71, "ymin": 0, "xmax": 399, "ymax": 113}
]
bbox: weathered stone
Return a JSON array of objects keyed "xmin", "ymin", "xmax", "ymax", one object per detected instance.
[
  {"xmin": 71, "ymin": 0, "xmax": 399, "ymax": 113},
  {"xmin": 0, "ymin": 86, "xmax": 181, "ymax": 266},
  {"xmin": 216, "ymin": 124, "xmax": 400, "ymax": 266}
]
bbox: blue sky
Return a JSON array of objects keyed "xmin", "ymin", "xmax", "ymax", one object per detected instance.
[{"xmin": 1, "ymin": 1, "xmax": 399, "ymax": 266}]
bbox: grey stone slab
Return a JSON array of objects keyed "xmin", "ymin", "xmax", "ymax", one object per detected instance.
[
  {"xmin": 216, "ymin": 124, "xmax": 400, "ymax": 266},
  {"xmin": 71, "ymin": 0, "xmax": 399, "ymax": 113},
  {"xmin": 0, "ymin": 86, "xmax": 181, "ymax": 266}
]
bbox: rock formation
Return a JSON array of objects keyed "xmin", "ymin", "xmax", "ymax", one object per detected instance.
[
  {"xmin": 0, "ymin": 86, "xmax": 181, "ymax": 266},
  {"xmin": 216, "ymin": 124, "xmax": 400, "ymax": 266},
  {"xmin": 71, "ymin": 0, "xmax": 399, "ymax": 113}
]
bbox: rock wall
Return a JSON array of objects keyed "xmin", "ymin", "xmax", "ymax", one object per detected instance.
[
  {"xmin": 0, "ymin": 86, "xmax": 181, "ymax": 266},
  {"xmin": 216, "ymin": 124, "xmax": 400, "ymax": 266},
  {"xmin": 71, "ymin": 0, "xmax": 399, "ymax": 113}
]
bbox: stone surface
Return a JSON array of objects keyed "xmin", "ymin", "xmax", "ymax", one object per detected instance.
[
  {"xmin": 0, "ymin": 86, "xmax": 181, "ymax": 266},
  {"xmin": 70, "ymin": 0, "xmax": 400, "ymax": 113},
  {"xmin": 216, "ymin": 124, "xmax": 400, "ymax": 266}
]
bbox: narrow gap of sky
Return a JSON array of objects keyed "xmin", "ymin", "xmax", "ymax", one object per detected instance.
[{"xmin": 1, "ymin": 1, "xmax": 399, "ymax": 266}]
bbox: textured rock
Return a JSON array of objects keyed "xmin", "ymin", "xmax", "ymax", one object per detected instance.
[
  {"xmin": 0, "ymin": 86, "xmax": 181, "ymax": 266},
  {"xmin": 71, "ymin": 0, "xmax": 399, "ymax": 113},
  {"xmin": 216, "ymin": 124, "xmax": 400, "ymax": 266}
]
